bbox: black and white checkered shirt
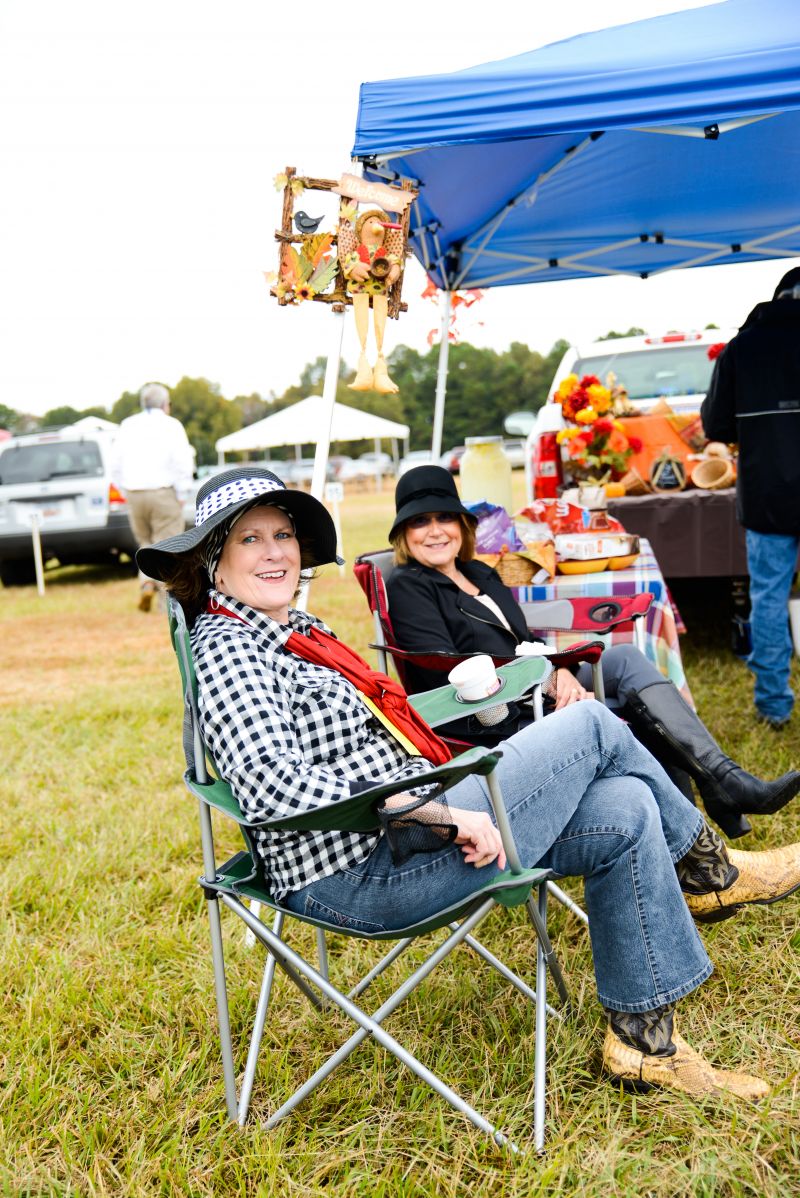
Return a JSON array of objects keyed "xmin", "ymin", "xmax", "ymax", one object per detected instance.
[{"xmin": 191, "ymin": 593, "xmax": 434, "ymax": 900}]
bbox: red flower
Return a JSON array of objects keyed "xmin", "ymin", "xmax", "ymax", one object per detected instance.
[
  {"xmin": 628, "ymin": 435, "xmax": 643, "ymax": 453},
  {"xmin": 580, "ymin": 374, "xmax": 601, "ymax": 387},
  {"xmin": 707, "ymin": 342, "xmax": 726, "ymax": 361},
  {"xmin": 594, "ymin": 418, "xmax": 613, "ymax": 435}
]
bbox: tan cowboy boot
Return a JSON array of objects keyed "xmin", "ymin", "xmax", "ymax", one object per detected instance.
[
  {"xmin": 603, "ymin": 1025, "xmax": 769, "ymax": 1102},
  {"xmin": 684, "ymin": 841, "xmax": 800, "ymax": 923}
]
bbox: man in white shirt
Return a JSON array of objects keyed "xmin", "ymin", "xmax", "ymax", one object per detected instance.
[{"xmin": 110, "ymin": 382, "xmax": 195, "ymax": 610}]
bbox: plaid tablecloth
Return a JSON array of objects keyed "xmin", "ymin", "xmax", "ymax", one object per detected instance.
[{"xmin": 512, "ymin": 538, "xmax": 694, "ymax": 706}]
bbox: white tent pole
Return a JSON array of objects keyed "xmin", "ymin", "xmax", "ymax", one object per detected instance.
[
  {"xmin": 298, "ymin": 308, "xmax": 346, "ymax": 615},
  {"xmin": 430, "ymin": 290, "xmax": 452, "ymax": 460},
  {"xmin": 309, "ymin": 308, "xmax": 346, "ymax": 501}
]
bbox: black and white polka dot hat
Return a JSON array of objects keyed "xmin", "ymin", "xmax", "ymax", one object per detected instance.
[{"xmin": 136, "ymin": 467, "xmax": 341, "ymax": 582}]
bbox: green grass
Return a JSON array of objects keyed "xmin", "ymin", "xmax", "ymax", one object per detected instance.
[{"xmin": 2, "ymin": 480, "xmax": 800, "ymax": 1197}]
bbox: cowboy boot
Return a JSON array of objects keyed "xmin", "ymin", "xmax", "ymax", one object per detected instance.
[
  {"xmin": 624, "ymin": 681, "xmax": 800, "ymax": 838},
  {"xmin": 602, "ymin": 1011, "xmax": 769, "ymax": 1101},
  {"xmin": 677, "ymin": 821, "xmax": 800, "ymax": 923}
]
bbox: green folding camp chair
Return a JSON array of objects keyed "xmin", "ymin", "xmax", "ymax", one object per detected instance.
[{"xmin": 168, "ymin": 596, "xmax": 570, "ymax": 1152}]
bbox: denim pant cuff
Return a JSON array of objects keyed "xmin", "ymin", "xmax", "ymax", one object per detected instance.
[{"xmin": 598, "ymin": 960, "xmax": 714, "ymax": 1014}]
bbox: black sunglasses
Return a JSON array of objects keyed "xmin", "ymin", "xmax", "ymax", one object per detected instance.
[{"xmin": 405, "ymin": 512, "xmax": 461, "ymax": 530}]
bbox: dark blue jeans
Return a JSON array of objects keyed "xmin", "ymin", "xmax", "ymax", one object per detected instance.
[
  {"xmin": 285, "ymin": 701, "xmax": 711, "ymax": 1013},
  {"xmin": 746, "ymin": 529, "xmax": 798, "ymax": 722}
]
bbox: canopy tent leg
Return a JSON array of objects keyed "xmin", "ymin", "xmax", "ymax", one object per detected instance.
[
  {"xmin": 296, "ymin": 308, "xmax": 347, "ymax": 615},
  {"xmin": 309, "ymin": 308, "xmax": 346, "ymax": 501},
  {"xmin": 430, "ymin": 291, "xmax": 452, "ymax": 460}
]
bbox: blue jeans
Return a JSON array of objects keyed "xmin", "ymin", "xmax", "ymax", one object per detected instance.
[
  {"xmin": 745, "ymin": 529, "xmax": 799, "ymax": 722},
  {"xmin": 285, "ymin": 702, "xmax": 711, "ymax": 1013}
]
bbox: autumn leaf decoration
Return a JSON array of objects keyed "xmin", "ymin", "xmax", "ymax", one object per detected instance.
[
  {"xmin": 274, "ymin": 172, "xmax": 305, "ymax": 197},
  {"xmin": 277, "ymin": 231, "xmax": 337, "ymax": 303}
]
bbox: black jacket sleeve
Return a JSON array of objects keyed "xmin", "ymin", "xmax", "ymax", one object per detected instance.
[
  {"xmin": 387, "ymin": 567, "xmax": 462, "ymax": 656},
  {"xmin": 700, "ymin": 345, "xmax": 738, "ymax": 444}
]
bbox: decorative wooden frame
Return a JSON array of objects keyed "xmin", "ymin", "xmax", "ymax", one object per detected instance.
[{"xmin": 272, "ymin": 166, "xmax": 415, "ymax": 318}]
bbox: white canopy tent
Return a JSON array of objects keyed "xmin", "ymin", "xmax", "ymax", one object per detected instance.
[{"xmin": 215, "ymin": 394, "xmax": 409, "ymax": 463}]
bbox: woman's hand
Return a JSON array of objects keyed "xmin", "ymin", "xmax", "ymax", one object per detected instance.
[
  {"xmin": 554, "ymin": 668, "xmax": 594, "ymax": 710},
  {"xmin": 449, "ymin": 807, "xmax": 507, "ymax": 870}
]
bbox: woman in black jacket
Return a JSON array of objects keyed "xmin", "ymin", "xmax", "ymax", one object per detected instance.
[{"xmin": 387, "ymin": 466, "xmax": 800, "ymax": 839}]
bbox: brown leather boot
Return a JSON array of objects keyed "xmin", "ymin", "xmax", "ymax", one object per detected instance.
[{"xmin": 138, "ymin": 581, "xmax": 157, "ymax": 612}]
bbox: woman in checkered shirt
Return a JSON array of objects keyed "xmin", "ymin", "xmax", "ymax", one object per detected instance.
[{"xmin": 138, "ymin": 467, "xmax": 800, "ymax": 1101}]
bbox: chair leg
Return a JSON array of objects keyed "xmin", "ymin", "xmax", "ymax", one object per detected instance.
[
  {"xmin": 244, "ymin": 899, "xmax": 263, "ymax": 948},
  {"xmin": 525, "ymin": 893, "xmax": 570, "ymax": 1009},
  {"xmin": 533, "ymin": 884, "xmax": 548, "ymax": 1153},
  {"xmin": 238, "ymin": 910, "xmax": 285, "ymax": 1126},
  {"xmin": 316, "ymin": 928, "xmax": 329, "ymax": 980},
  {"xmin": 591, "ymin": 659, "xmax": 606, "ymax": 705},
  {"xmin": 205, "ymin": 893, "xmax": 239, "ymax": 1122},
  {"xmin": 227, "ymin": 893, "xmax": 519, "ymax": 1149},
  {"xmin": 452, "ymin": 924, "xmax": 560, "ymax": 1019},
  {"xmin": 347, "ymin": 938, "xmax": 415, "ymax": 999},
  {"xmin": 547, "ymin": 881, "xmax": 589, "ymax": 925}
]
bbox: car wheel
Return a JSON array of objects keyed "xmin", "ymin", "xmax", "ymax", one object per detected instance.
[{"xmin": 0, "ymin": 558, "xmax": 38, "ymax": 587}]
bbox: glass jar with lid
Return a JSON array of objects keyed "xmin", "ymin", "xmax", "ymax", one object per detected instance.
[{"xmin": 459, "ymin": 436, "xmax": 513, "ymax": 514}]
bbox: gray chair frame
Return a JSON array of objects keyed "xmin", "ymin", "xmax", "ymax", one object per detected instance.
[{"xmin": 169, "ymin": 597, "xmax": 570, "ymax": 1152}]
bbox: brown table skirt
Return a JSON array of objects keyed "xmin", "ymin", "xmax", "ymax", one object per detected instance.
[{"xmin": 607, "ymin": 487, "xmax": 747, "ymax": 578}]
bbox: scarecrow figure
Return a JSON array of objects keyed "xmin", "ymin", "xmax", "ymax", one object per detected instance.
[{"xmin": 340, "ymin": 208, "xmax": 403, "ymax": 393}]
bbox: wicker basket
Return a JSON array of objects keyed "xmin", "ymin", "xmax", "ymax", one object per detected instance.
[
  {"xmin": 474, "ymin": 551, "xmax": 536, "ymax": 586},
  {"xmin": 691, "ymin": 457, "xmax": 735, "ymax": 490}
]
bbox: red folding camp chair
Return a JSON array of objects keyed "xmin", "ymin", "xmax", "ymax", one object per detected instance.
[{"xmin": 353, "ymin": 549, "xmax": 654, "ymax": 708}]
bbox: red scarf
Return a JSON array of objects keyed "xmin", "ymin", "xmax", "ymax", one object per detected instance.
[{"xmin": 206, "ymin": 600, "xmax": 452, "ymax": 766}]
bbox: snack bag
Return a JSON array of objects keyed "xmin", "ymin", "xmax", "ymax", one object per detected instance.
[{"xmin": 466, "ymin": 501, "xmax": 523, "ymax": 553}]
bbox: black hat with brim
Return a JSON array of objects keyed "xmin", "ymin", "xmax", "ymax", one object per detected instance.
[
  {"xmin": 136, "ymin": 466, "xmax": 341, "ymax": 582},
  {"xmin": 390, "ymin": 464, "xmax": 477, "ymax": 540}
]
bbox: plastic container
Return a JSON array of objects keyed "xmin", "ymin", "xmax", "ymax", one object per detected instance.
[{"xmin": 460, "ymin": 436, "xmax": 513, "ymax": 515}]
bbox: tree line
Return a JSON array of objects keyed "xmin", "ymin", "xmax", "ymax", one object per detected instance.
[{"xmin": 0, "ymin": 337, "xmax": 585, "ymax": 466}]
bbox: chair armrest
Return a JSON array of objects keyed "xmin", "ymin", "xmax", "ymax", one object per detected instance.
[
  {"xmin": 409, "ymin": 656, "xmax": 549, "ymax": 729},
  {"xmin": 519, "ymin": 592, "xmax": 654, "ymax": 634},
  {"xmin": 271, "ymin": 744, "xmax": 503, "ymax": 833},
  {"xmin": 185, "ymin": 745, "xmax": 503, "ymax": 835}
]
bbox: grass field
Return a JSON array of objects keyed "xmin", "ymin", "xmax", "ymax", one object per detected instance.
[{"xmin": 2, "ymin": 477, "xmax": 800, "ymax": 1197}]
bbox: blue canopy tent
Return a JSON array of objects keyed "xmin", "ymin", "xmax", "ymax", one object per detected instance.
[{"xmin": 352, "ymin": 0, "xmax": 800, "ymax": 453}]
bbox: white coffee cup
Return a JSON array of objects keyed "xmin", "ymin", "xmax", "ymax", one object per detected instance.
[
  {"xmin": 449, "ymin": 655, "xmax": 510, "ymax": 726},
  {"xmin": 448, "ymin": 655, "xmax": 501, "ymax": 701}
]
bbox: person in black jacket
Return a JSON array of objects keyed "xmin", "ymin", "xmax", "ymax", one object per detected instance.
[
  {"xmin": 701, "ymin": 267, "xmax": 800, "ymax": 730},
  {"xmin": 387, "ymin": 466, "xmax": 800, "ymax": 840}
]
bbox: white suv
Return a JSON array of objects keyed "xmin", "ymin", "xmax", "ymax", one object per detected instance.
[
  {"xmin": 525, "ymin": 329, "xmax": 736, "ymax": 501},
  {"xmin": 0, "ymin": 426, "xmax": 137, "ymax": 586}
]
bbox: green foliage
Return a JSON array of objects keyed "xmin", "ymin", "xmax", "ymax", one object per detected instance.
[
  {"xmin": 39, "ymin": 404, "xmax": 110, "ymax": 428},
  {"xmin": 0, "ymin": 402, "xmax": 19, "ymax": 431},
  {"xmin": 382, "ymin": 340, "xmax": 566, "ymax": 448},
  {"xmin": 110, "ymin": 390, "xmax": 141, "ymax": 422},
  {"xmin": 231, "ymin": 393, "xmax": 272, "ymax": 428},
  {"xmin": 169, "ymin": 377, "xmax": 242, "ymax": 466},
  {"xmin": 597, "ymin": 327, "xmax": 647, "ymax": 340}
]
